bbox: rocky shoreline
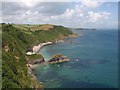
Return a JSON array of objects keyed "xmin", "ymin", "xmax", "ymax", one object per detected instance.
[
  {"xmin": 25, "ymin": 34, "xmax": 80, "ymax": 86},
  {"xmin": 25, "ymin": 40, "xmax": 66, "ymax": 81},
  {"xmin": 26, "ymin": 53, "xmax": 69, "ymax": 82},
  {"xmin": 25, "ymin": 40, "xmax": 69, "ymax": 81}
]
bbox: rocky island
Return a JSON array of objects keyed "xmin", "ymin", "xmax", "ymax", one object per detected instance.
[{"xmin": 48, "ymin": 54, "xmax": 69, "ymax": 64}]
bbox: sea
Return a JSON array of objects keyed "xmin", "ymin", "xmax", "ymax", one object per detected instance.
[{"xmin": 34, "ymin": 29, "xmax": 118, "ymax": 88}]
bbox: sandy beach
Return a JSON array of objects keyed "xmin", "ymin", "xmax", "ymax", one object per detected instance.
[
  {"xmin": 26, "ymin": 42, "xmax": 53, "ymax": 55},
  {"xmin": 32, "ymin": 42, "xmax": 53, "ymax": 53}
]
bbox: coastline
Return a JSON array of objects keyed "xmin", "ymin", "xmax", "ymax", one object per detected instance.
[
  {"xmin": 2, "ymin": 23, "xmax": 80, "ymax": 88},
  {"xmin": 26, "ymin": 33, "xmax": 80, "ymax": 64},
  {"xmin": 26, "ymin": 40, "xmax": 65, "ymax": 56},
  {"xmin": 25, "ymin": 33, "xmax": 80, "ymax": 87},
  {"xmin": 26, "ymin": 34, "xmax": 80, "ymax": 55},
  {"xmin": 33, "ymin": 42, "xmax": 53, "ymax": 53},
  {"xmin": 32, "ymin": 40, "xmax": 65, "ymax": 54},
  {"xmin": 26, "ymin": 42, "xmax": 53, "ymax": 55},
  {"xmin": 29, "ymin": 30, "xmax": 118, "ymax": 88},
  {"xmin": 26, "ymin": 40, "xmax": 64, "ymax": 68},
  {"xmin": 25, "ymin": 40, "xmax": 65, "ymax": 85}
]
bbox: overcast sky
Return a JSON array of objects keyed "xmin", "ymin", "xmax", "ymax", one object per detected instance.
[{"xmin": 1, "ymin": 0, "xmax": 118, "ymax": 29}]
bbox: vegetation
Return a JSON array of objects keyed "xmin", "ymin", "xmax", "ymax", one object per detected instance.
[
  {"xmin": 30, "ymin": 24, "xmax": 54, "ymax": 31},
  {"xmin": 26, "ymin": 54, "xmax": 44, "ymax": 61},
  {"xmin": 51, "ymin": 54, "xmax": 64, "ymax": 58},
  {"xmin": 2, "ymin": 23, "xmax": 73, "ymax": 89},
  {"xmin": 2, "ymin": 24, "xmax": 43, "ymax": 89}
]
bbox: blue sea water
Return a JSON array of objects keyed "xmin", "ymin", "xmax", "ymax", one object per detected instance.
[{"xmin": 34, "ymin": 29, "xmax": 118, "ymax": 88}]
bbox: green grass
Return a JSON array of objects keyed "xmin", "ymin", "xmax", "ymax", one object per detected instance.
[{"xmin": 26, "ymin": 54, "xmax": 44, "ymax": 61}]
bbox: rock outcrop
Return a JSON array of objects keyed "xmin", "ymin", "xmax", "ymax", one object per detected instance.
[
  {"xmin": 26, "ymin": 54, "xmax": 45, "ymax": 65},
  {"xmin": 48, "ymin": 54, "xmax": 69, "ymax": 64},
  {"xmin": 27, "ymin": 58, "xmax": 45, "ymax": 65}
]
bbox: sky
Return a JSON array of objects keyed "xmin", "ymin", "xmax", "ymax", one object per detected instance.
[{"xmin": 1, "ymin": 0, "xmax": 119, "ymax": 29}]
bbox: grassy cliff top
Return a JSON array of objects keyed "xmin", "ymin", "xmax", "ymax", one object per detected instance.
[
  {"xmin": 30, "ymin": 24, "xmax": 54, "ymax": 31},
  {"xmin": 11, "ymin": 24, "xmax": 61, "ymax": 31},
  {"xmin": 26, "ymin": 54, "xmax": 44, "ymax": 61}
]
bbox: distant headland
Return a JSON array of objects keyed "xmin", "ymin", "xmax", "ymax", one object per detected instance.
[{"xmin": 72, "ymin": 28, "xmax": 96, "ymax": 30}]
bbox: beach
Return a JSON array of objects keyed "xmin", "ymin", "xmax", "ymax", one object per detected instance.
[{"xmin": 33, "ymin": 42, "xmax": 53, "ymax": 53}]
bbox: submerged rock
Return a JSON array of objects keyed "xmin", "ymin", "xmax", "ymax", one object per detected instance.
[{"xmin": 48, "ymin": 54, "xmax": 69, "ymax": 64}]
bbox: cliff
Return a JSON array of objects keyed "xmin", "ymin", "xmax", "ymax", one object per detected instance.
[
  {"xmin": 26, "ymin": 54, "xmax": 45, "ymax": 65},
  {"xmin": 2, "ymin": 23, "xmax": 73, "ymax": 89}
]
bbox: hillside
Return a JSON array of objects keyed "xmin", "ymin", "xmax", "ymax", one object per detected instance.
[
  {"xmin": 2, "ymin": 23, "xmax": 73, "ymax": 89},
  {"xmin": 30, "ymin": 24, "xmax": 54, "ymax": 31}
]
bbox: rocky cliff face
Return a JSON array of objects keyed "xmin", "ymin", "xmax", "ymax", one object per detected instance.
[
  {"xmin": 26, "ymin": 54, "xmax": 45, "ymax": 65},
  {"xmin": 27, "ymin": 58, "xmax": 45, "ymax": 65}
]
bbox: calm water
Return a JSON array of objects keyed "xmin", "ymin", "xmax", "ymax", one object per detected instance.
[{"xmin": 34, "ymin": 29, "xmax": 118, "ymax": 88}]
